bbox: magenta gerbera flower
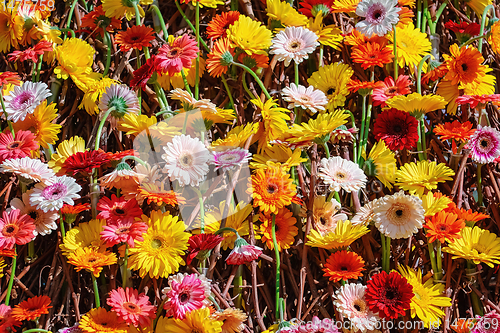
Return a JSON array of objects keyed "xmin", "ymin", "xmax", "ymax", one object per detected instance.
[
  {"xmin": 466, "ymin": 125, "xmax": 500, "ymax": 164},
  {"xmin": 163, "ymin": 273, "xmax": 207, "ymax": 319},
  {"xmin": 107, "ymin": 287, "xmax": 156, "ymax": 327},
  {"xmin": 0, "ymin": 209, "xmax": 36, "ymax": 249},
  {"xmin": 212, "ymin": 147, "xmax": 252, "ymax": 172},
  {"xmin": 155, "ymin": 35, "xmax": 199, "ymax": 76},
  {"xmin": 0, "ymin": 130, "xmax": 39, "ymax": 163},
  {"xmin": 97, "ymin": 194, "xmax": 143, "ymax": 225}
]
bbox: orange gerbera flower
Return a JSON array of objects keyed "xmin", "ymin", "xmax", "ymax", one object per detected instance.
[
  {"xmin": 137, "ymin": 183, "xmax": 185, "ymax": 206},
  {"xmin": 12, "ymin": 296, "xmax": 52, "ymax": 321},
  {"xmin": 81, "ymin": 5, "xmax": 122, "ymax": 37},
  {"xmin": 0, "ymin": 72, "xmax": 21, "ymax": 87},
  {"xmin": 424, "ymin": 211, "xmax": 465, "ymax": 244},
  {"xmin": 344, "ymin": 29, "xmax": 387, "ymax": 47},
  {"xmin": 396, "ymin": 6, "xmax": 414, "ymax": 27},
  {"xmin": 347, "ymin": 79, "xmax": 377, "ymax": 94},
  {"xmin": 433, "ymin": 120, "xmax": 475, "ymax": 143},
  {"xmin": 259, "ymin": 208, "xmax": 298, "ymax": 251},
  {"xmin": 68, "ymin": 247, "xmax": 117, "ymax": 277},
  {"xmin": 443, "ymin": 44, "xmax": 488, "ymax": 85},
  {"xmin": 248, "ymin": 163, "xmax": 296, "ymax": 214},
  {"xmin": 323, "ymin": 250, "xmax": 365, "ymax": 282},
  {"xmin": 351, "ymin": 42, "xmax": 394, "ymax": 70},
  {"xmin": 207, "ymin": 11, "xmax": 240, "ymax": 39},
  {"xmin": 0, "ymin": 248, "xmax": 16, "ymax": 258},
  {"xmin": 115, "ymin": 25, "xmax": 155, "ymax": 52},
  {"xmin": 207, "ymin": 38, "xmax": 235, "ymax": 78},
  {"xmin": 451, "ymin": 318, "xmax": 475, "ymax": 333},
  {"xmin": 447, "ymin": 206, "xmax": 490, "ymax": 225},
  {"xmin": 422, "ymin": 62, "xmax": 448, "ymax": 84}
]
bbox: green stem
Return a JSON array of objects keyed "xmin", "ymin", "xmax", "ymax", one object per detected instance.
[
  {"xmin": 94, "ymin": 107, "xmax": 116, "ymax": 151},
  {"xmin": 417, "ymin": 55, "xmax": 431, "ymax": 94},
  {"xmin": 60, "ymin": 213, "xmax": 66, "ymax": 239},
  {"xmin": 150, "ymin": 4, "xmax": 169, "ymax": 39},
  {"xmin": 421, "ymin": 0, "xmax": 428, "ymax": 33},
  {"xmin": 427, "ymin": 240, "xmax": 439, "ymax": 281},
  {"xmin": 214, "ymin": 227, "xmax": 240, "ymax": 237},
  {"xmin": 393, "ymin": 24, "xmax": 398, "ymax": 80},
  {"xmin": 420, "ymin": 119, "xmax": 427, "ymax": 159},
  {"xmin": 431, "ymin": 2, "xmax": 447, "ymax": 34},
  {"xmin": 122, "ymin": 243, "xmax": 129, "ymax": 288},
  {"xmin": 196, "ymin": 189, "xmax": 205, "ymax": 233},
  {"xmin": 103, "ymin": 30, "xmax": 112, "ymax": 77},
  {"xmin": 195, "ymin": 1, "xmax": 200, "ymax": 99},
  {"xmin": 477, "ymin": 164, "xmax": 483, "ymax": 206},
  {"xmin": 0, "ymin": 88, "xmax": 15, "ymax": 138},
  {"xmin": 92, "ymin": 274, "xmax": 101, "ymax": 307},
  {"xmin": 479, "ymin": 5, "xmax": 495, "ymax": 53},
  {"xmin": 180, "ymin": 69, "xmax": 193, "ymax": 95},
  {"xmin": 381, "ymin": 234, "xmax": 386, "ymax": 272},
  {"xmin": 416, "ymin": 0, "xmax": 422, "ymax": 29},
  {"xmin": 344, "ymin": 110, "xmax": 357, "ymax": 162},
  {"xmin": 221, "ymin": 75, "xmax": 235, "ymax": 109},
  {"xmin": 230, "ymin": 0, "xmax": 238, "ymax": 10},
  {"xmin": 358, "ymin": 95, "xmax": 367, "ymax": 165},
  {"xmin": 272, "ymin": 214, "xmax": 281, "ymax": 320},
  {"xmin": 174, "ymin": 0, "xmax": 209, "ymax": 52},
  {"xmin": 381, "ymin": 235, "xmax": 390, "ymax": 272},
  {"xmin": 153, "ymin": 83, "xmax": 167, "ymax": 112},
  {"xmin": 59, "ymin": 28, "xmax": 76, "ymax": 39},
  {"xmin": 209, "ymin": 295, "xmax": 221, "ymax": 311},
  {"xmin": 66, "ymin": 0, "xmax": 79, "ymax": 32},
  {"xmin": 417, "ymin": 120, "xmax": 425, "ymax": 161},
  {"xmin": 466, "ymin": 261, "xmax": 484, "ymax": 316},
  {"xmin": 462, "ymin": 34, "xmax": 488, "ymax": 48},
  {"xmin": 133, "ymin": 2, "xmax": 142, "ymax": 26},
  {"xmin": 334, "ymin": 191, "xmax": 341, "ymax": 203},
  {"xmin": 233, "ymin": 265, "xmax": 243, "ymax": 308},
  {"xmin": 23, "ymin": 330, "xmax": 51, "ymax": 333},
  {"xmin": 361, "ymin": 102, "xmax": 372, "ymax": 159},
  {"xmin": 435, "ymin": 241, "xmax": 443, "ymax": 281},
  {"xmin": 120, "ymin": 155, "xmax": 148, "ymax": 166},
  {"xmin": 322, "ymin": 142, "xmax": 330, "ymax": 158},
  {"xmin": 231, "ymin": 61, "xmax": 271, "ymax": 100},
  {"xmin": 242, "ymin": 71, "xmax": 256, "ymax": 99},
  {"xmin": 5, "ymin": 248, "xmax": 16, "ymax": 306}
]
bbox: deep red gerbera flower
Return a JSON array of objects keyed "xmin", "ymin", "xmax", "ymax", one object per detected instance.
[
  {"xmin": 373, "ymin": 109, "xmax": 419, "ymax": 151},
  {"xmin": 372, "ymin": 75, "xmax": 412, "ymax": 106},
  {"xmin": 131, "ymin": 56, "xmax": 158, "ymax": 89},
  {"xmin": 206, "ymin": 11, "xmax": 240, "ymax": 39},
  {"xmin": 0, "ymin": 130, "xmax": 39, "ymax": 163},
  {"xmin": 186, "ymin": 234, "xmax": 224, "ymax": 265},
  {"xmin": 81, "ymin": 5, "xmax": 122, "ymax": 37},
  {"xmin": 0, "ymin": 72, "xmax": 21, "ymax": 87},
  {"xmin": 155, "ymin": 35, "xmax": 199, "ymax": 76},
  {"xmin": 8, "ymin": 40, "xmax": 53, "ymax": 63},
  {"xmin": 62, "ymin": 150, "xmax": 110, "ymax": 176},
  {"xmin": 299, "ymin": 0, "xmax": 334, "ymax": 17},
  {"xmin": 365, "ymin": 271, "xmax": 414, "ymax": 320},
  {"xmin": 445, "ymin": 20, "xmax": 480, "ymax": 44},
  {"xmin": 97, "ymin": 194, "xmax": 143, "ymax": 225}
]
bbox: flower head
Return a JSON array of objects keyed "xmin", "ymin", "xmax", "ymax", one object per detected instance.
[
  {"xmin": 0, "ymin": 72, "xmax": 21, "ymax": 87},
  {"xmin": 395, "ymin": 161, "xmax": 455, "ymax": 197},
  {"xmin": 424, "ymin": 210, "xmax": 464, "ymax": 244},
  {"xmin": 107, "ymin": 287, "xmax": 156, "ymax": 327},
  {"xmin": 434, "ymin": 120, "xmax": 475, "ymax": 143},
  {"xmin": 79, "ymin": 307, "xmax": 128, "ymax": 333},
  {"xmin": 364, "ymin": 139, "xmax": 397, "ymax": 189},
  {"xmin": 355, "ymin": 0, "xmax": 400, "ymax": 36},
  {"xmin": 351, "ymin": 42, "xmax": 394, "ymax": 69},
  {"xmin": 385, "ymin": 92, "xmax": 447, "ymax": 119},
  {"xmin": 372, "ymin": 75, "xmax": 411, "ymax": 106},
  {"xmin": 226, "ymin": 237, "xmax": 263, "ymax": 265},
  {"xmin": 299, "ymin": 0, "xmax": 334, "ymax": 17},
  {"xmin": 212, "ymin": 147, "xmax": 251, "ymax": 172},
  {"xmin": 308, "ymin": 62, "xmax": 353, "ymax": 110},
  {"xmin": 1, "ymin": 157, "xmax": 55, "ymax": 185},
  {"xmin": 158, "ymin": 307, "xmax": 223, "ymax": 333},
  {"xmin": 12, "ymin": 295, "xmax": 52, "ymax": 321},
  {"xmin": 62, "ymin": 150, "xmax": 110, "ymax": 176},
  {"xmin": 207, "ymin": 38, "xmax": 235, "ymax": 78},
  {"xmin": 227, "ymin": 15, "xmax": 272, "ymax": 55},
  {"xmin": 186, "ymin": 234, "xmax": 223, "ymax": 265},
  {"xmin": 115, "ymin": 25, "xmax": 155, "ymax": 52},
  {"xmin": 30, "ymin": 175, "xmax": 82, "ymax": 212},
  {"xmin": 207, "ymin": 11, "xmax": 240, "ymax": 39},
  {"xmin": 156, "ymin": 35, "xmax": 199, "ymax": 76},
  {"xmin": 306, "ymin": 220, "xmax": 370, "ymax": 249},
  {"xmin": 68, "ymin": 247, "xmax": 117, "ymax": 277},
  {"xmin": 0, "ymin": 130, "xmax": 39, "ymax": 163},
  {"xmin": 4, "ymin": 81, "xmax": 51, "ymax": 122},
  {"xmin": 213, "ymin": 308, "xmax": 248, "ymax": 333},
  {"xmin": 260, "ymin": 208, "xmax": 298, "ymax": 251},
  {"xmin": 97, "ymin": 194, "xmax": 142, "ymax": 225},
  {"xmin": 9, "ymin": 191, "xmax": 59, "ymax": 236},
  {"xmin": 0, "ymin": 209, "xmax": 36, "ymax": 249},
  {"xmin": 281, "ymin": 83, "xmax": 328, "ymax": 114},
  {"xmin": 0, "ymin": 304, "xmax": 20, "ymax": 333},
  {"xmin": 319, "ymin": 156, "xmax": 367, "ymax": 193},
  {"xmin": 101, "ymin": 0, "xmax": 153, "ymax": 20},
  {"xmin": 163, "ymin": 273, "xmax": 207, "ymax": 319},
  {"xmin": 99, "ymin": 84, "xmax": 140, "ymax": 129},
  {"xmin": 389, "ymin": 23, "xmax": 431, "ymax": 69},
  {"xmin": 323, "ymin": 250, "xmax": 365, "ymax": 282},
  {"xmin": 334, "ymin": 283, "xmax": 380, "ymax": 333},
  {"xmin": 81, "ymin": 5, "xmax": 122, "ymax": 37},
  {"xmin": 443, "ymin": 44, "xmax": 488, "ymax": 86},
  {"xmin": 465, "ymin": 126, "xmax": 500, "ymax": 164},
  {"xmin": 270, "ymin": 26, "xmax": 319, "ymax": 67},
  {"xmin": 299, "ymin": 195, "xmax": 346, "ymax": 235}
]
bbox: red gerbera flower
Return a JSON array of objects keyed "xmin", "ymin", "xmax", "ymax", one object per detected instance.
[
  {"xmin": 0, "ymin": 72, "xmax": 21, "ymax": 87},
  {"xmin": 456, "ymin": 94, "xmax": 500, "ymax": 109},
  {"xmin": 155, "ymin": 35, "xmax": 199, "ymax": 76},
  {"xmin": 106, "ymin": 149, "xmax": 136, "ymax": 161},
  {"xmin": 0, "ymin": 130, "xmax": 39, "ymax": 163},
  {"xmin": 445, "ymin": 20, "xmax": 480, "ymax": 44},
  {"xmin": 116, "ymin": 25, "xmax": 156, "ymax": 53},
  {"xmin": 0, "ymin": 305, "xmax": 20, "ymax": 332},
  {"xmin": 206, "ymin": 11, "xmax": 240, "ymax": 39},
  {"xmin": 100, "ymin": 220, "xmax": 148, "ymax": 247},
  {"xmin": 97, "ymin": 194, "xmax": 143, "ymax": 225},
  {"xmin": 62, "ymin": 150, "xmax": 110, "ymax": 176},
  {"xmin": 373, "ymin": 109, "xmax": 419, "ymax": 150},
  {"xmin": 12, "ymin": 296, "xmax": 52, "ymax": 321},
  {"xmin": 365, "ymin": 271, "xmax": 414, "ymax": 320},
  {"xmin": 351, "ymin": 42, "xmax": 394, "ymax": 70},
  {"xmin": 299, "ymin": 0, "xmax": 334, "ymax": 17},
  {"xmin": 81, "ymin": 5, "xmax": 122, "ymax": 37},
  {"xmin": 8, "ymin": 40, "xmax": 53, "ymax": 63},
  {"xmin": 372, "ymin": 75, "xmax": 412, "ymax": 106},
  {"xmin": 186, "ymin": 233, "xmax": 224, "ymax": 265},
  {"xmin": 226, "ymin": 238, "xmax": 263, "ymax": 265},
  {"xmin": 131, "ymin": 56, "xmax": 157, "ymax": 89},
  {"xmin": 347, "ymin": 79, "xmax": 378, "ymax": 93}
]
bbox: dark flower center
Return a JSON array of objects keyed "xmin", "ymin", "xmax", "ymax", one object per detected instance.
[
  {"xmin": 481, "ymin": 139, "xmax": 489, "ymax": 148},
  {"xmin": 393, "ymin": 125, "xmax": 402, "ymax": 133},
  {"xmin": 180, "ymin": 292, "xmax": 189, "ymax": 303},
  {"xmin": 28, "ymin": 211, "xmax": 39, "ymax": 220},
  {"xmin": 439, "ymin": 224, "xmax": 449, "ymax": 232},
  {"xmin": 87, "ymin": 258, "xmax": 98, "ymax": 263},
  {"xmin": 124, "ymin": 302, "xmax": 140, "ymax": 313},
  {"xmin": 340, "ymin": 266, "xmax": 348, "ymax": 271},
  {"xmin": 461, "ymin": 63, "xmax": 468, "ymax": 71},
  {"xmin": 395, "ymin": 209, "xmax": 403, "ymax": 216},
  {"xmin": 7, "ymin": 141, "xmax": 21, "ymax": 149},
  {"xmin": 385, "ymin": 289, "xmax": 396, "ymax": 300},
  {"xmin": 354, "ymin": 304, "xmax": 361, "ymax": 311},
  {"xmin": 130, "ymin": 35, "xmax": 140, "ymax": 42},
  {"xmin": 373, "ymin": 11, "xmax": 382, "ymax": 19},
  {"xmin": 267, "ymin": 184, "xmax": 278, "ymax": 194},
  {"xmin": 114, "ymin": 208, "xmax": 126, "ymax": 215},
  {"xmin": 5, "ymin": 226, "xmax": 15, "ymax": 234},
  {"xmin": 151, "ymin": 238, "xmax": 162, "ymax": 249},
  {"xmin": 327, "ymin": 87, "xmax": 336, "ymax": 95}
]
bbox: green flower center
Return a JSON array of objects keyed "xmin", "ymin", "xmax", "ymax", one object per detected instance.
[{"xmin": 151, "ymin": 239, "xmax": 163, "ymax": 249}]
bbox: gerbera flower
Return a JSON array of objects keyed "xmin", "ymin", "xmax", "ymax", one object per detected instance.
[
  {"xmin": 351, "ymin": 42, "xmax": 394, "ymax": 69},
  {"xmin": 8, "ymin": 40, "xmax": 53, "ymax": 63},
  {"xmin": 226, "ymin": 238, "xmax": 263, "ymax": 265},
  {"xmin": 81, "ymin": 5, "xmax": 122, "ymax": 37},
  {"xmin": 388, "ymin": 23, "xmax": 431, "ymax": 70},
  {"xmin": 68, "ymin": 247, "xmax": 117, "ymax": 277},
  {"xmin": 0, "ymin": 9, "xmax": 22, "ymax": 53},
  {"xmin": 101, "ymin": 0, "xmax": 153, "ymax": 20},
  {"xmin": 0, "ymin": 209, "xmax": 35, "ymax": 249},
  {"xmin": 365, "ymin": 271, "xmax": 414, "ymax": 320},
  {"xmin": 308, "ymin": 62, "xmax": 353, "ymax": 110},
  {"xmin": 156, "ymin": 35, "xmax": 199, "ymax": 76},
  {"xmin": 61, "ymin": 202, "xmax": 90, "ymax": 224},
  {"xmin": 323, "ymin": 250, "xmax": 365, "ymax": 282},
  {"xmin": 57, "ymin": 323, "xmax": 83, "ymax": 333},
  {"xmin": 434, "ymin": 120, "xmax": 475, "ymax": 143},
  {"xmin": 299, "ymin": 195, "xmax": 346, "ymax": 235},
  {"xmin": 250, "ymin": 98, "xmax": 290, "ymax": 152},
  {"xmin": 270, "ymin": 26, "xmax": 319, "ymax": 67},
  {"xmin": 99, "ymin": 162, "xmax": 142, "ymax": 190},
  {"xmin": 373, "ymin": 190, "xmax": 425, "ymax": 239},
  {"xmin": 364, "ymin": 140, "xmax": 397, "ymax": 188},
  {"xmin": 4, "ymin": 81, "xmax": 51, "ymax": 122},
  {"xmin": 97, "ymin": 195, "xmax": 142, "ymax": 225},
  {"xmin": 334, "ymin": 283, "xmax": 380, "ymax": 332},
  {"xmin": 372, "ymin": 75, "xmax": 411, "ymax": 106},
  {"xmin": 213, "ymin": 308, "xmax": 247, "ymax": 333},
  {"xmin": 319, "ymin": 156, "xmax": 367, "ymax": 193},
  {"xmin": 445, "ymin": 20, "xmax": 480, "ymax": 44},
  {"xmin": 267, "ymin": 0, "xmax": 309, "ymax": 27},
  {"xmin": 248, "ymin": 163, "xmax": 296, "ymax": 214},
  {"xmin": 443, "ymin": 44, "xmax": 488, "ymax": 86},
  {"xmin": 489, "ymin": 20, "xmax": 500, "ymax": 55},
  {"xmin": 115, "ymin": 25, "xmax": 155, "ymax": 52},
  {"xmin": 0, "ymin": 304, "xmax": 20, "ymax": 333},
  {"xmin": 465, "ymin": 126, "xmax": 500, "ymax": 164},
  {"xmin": 136, "ymin": 183, "xmax": 184, "ymax": 207},
  {"xmin": 447, "ymin": 207, "xmax": 489, "ymax": 226},
  {"xmin": 287, "ymin": 109, "xmax": 349, "ymax": 145},
  {"xmin": 48, "ymin": 136, "xmax": 87, "ymax": 174},
  {"xmin": 79, "ymin": 307, "xmax": 128, "ymax": 333},
  {"xmin": 212, "ymin": 147, "xmax": 251, "ymax": 172},
  {"xmin": 131, "ymin": 56, "xmax": 158, "ymax": 90},
  {"xmin": 30, "ymin": 175, "xmax": 81, "ymax": 213},
  {"xmin": 79, "ymin": 77, "xmax": 117, "ymax": 115},
  {"xmin": 207, "ymin": 11, "xmax": 240, "ymax": 39},
  {"xmin": 9, "ymin": 191, "xmax": 58, "ymax": 236},
  {"xmin": 0, "ymin": 156, "xmax": 54, "ymax": 185},
  {"xmin": 424, "ymin": 210, "xmax": 464, "ymax": 244},
  {"xmin": 99, "ymin": 84, "xmax": 140, "ymax": 129},
  {"xmin": 206, "ymin": 38, "xmax": 235, "ymax": 78},
  {"xmin": 60, "ymin": 219, "xmax": 106, "ymax": 256},
  {"xmin": 107, "ymin": 287, "xmax": 156, "ymax": 327},
  {"xmin": 100, "ymin": 220, "xmax": 148, "ymax": 248},
  {"xmin": 472, "ymin": 311, "xmax": 500, "ymax": 333},
  {"xmin": 226, "ymin": 15, "xmax": 273, "ymax": 55},
  {"xmin": 398, "ymin": 266, "xmax": 452, "ymax": 327},
  {"xmin": 347, "ymin": 79, "xmax": 378, "ymax": 95},
  {"xmin": 54, "ymin": 38, "xmax": 95, "ymax": 91},
  {"xmin": 128, "ymin": 210, "xmax": 190, "ymax": 278},
  {"xmin": 442, "ymin": 226, "xmax": 500, "ymax": 267},
  {"xmin": 457, "ymin": 94, "xmax": 500, "ymax": 109},
  {"xmin": 352, "ymin": 198, "xmax": 379, "ymax": 226},
  {"xmin": 281, "ymin": 83, "xmax": 328, "ymax": 114},
  {"xmin": 422, "ymin": 192, "xmax": 453, "ymax": 217},
  {"xmin": 163, "ymin": 273, "xmax": 207, "ymax": 319},
  {"xmin": 395, "ymin": 161, "xmax": 455, "ymax": 197},
  {"xmin": 386, "ymin": 92, "xmax": 447, "ymax": 119},
  {"xmin": 161, "ymin": 134, "xmax": 211, "ymax": 187},
  {"xmin": 259, "ymin": 208, "xmax": 298, "ymax": 251},
  {"xmin": 0, "ymin": 72, "xmax": 21, "ymax": 87},
  {"xmin": 118, "ymin": 113, "xmax": 157, "ymax": 136},
  {"xmin": 422, "ymin": 62, "xmax": 449, "ymax": 85},
  {"xmin": 12, "ymin": 295, "xmax": 52, "ymax": 321},
  {"xmin": 0, "ymin": 130, "xmax": 38, "ymax": 163},
  {"xmin": 62, "ymin": 150, "xmax": 110, "ymax": 176},
  {"xmin": 159, "ymin": 307, "xmax": 223, "ymax": 333},
  {"xmin": 306, "ymin": 220, "xmax": 370, "ymax": 249},
  {"xmin": 186, "ymin": 234, "xmax": 223, "ymax": 265},
  {"xmin": 299, "ymin": 0, "xmax": 334, "ymax": 17}
]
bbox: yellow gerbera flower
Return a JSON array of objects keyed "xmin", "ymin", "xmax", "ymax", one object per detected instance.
[
  {"xmin": 305, "ymin": 220, "xmax": 370, "ymax": 249},
  {"xmin": 307, "ymin": 14, "xmax": 343, "ymax": 49},
  {"xmin": 157, "ymin": 308, "xmax": 223, "ymax": 333},
  {"xmin": 0, "ymin": 257, "xmax": 6, "ymax": 278},
  {"xmin": 128, "ymin": 211, "xmax": 189, "ymax": 278},
  {"xmin": 364, "ymin": 140, "xmax": 396, "ymax": 189},
  {"xmin": 54, "ymin": 38, "xmax": 95, "ymax": 91},
  {"xmin": 212, "ymin": 308, "xmax": 247, "ymax": 333},
  {"xmin": 266, "ymin": 0, "xmax": 308, "ymax": 28},
  {"xmin": 332, "ymin": 0, "xmax": 360, "ymax": 12},
  {"xmin": 388, "ymin": 23, "xmax": 431, "ymax": 71},
  {"xmin": 48, "ymin": 136, "xmax": 88, "ymax": 174},
  {"xmin": 227, "ymin": 15, "xmax": 273, "ymax": 55},
  {"xmin": 60, "ymin": 219, "xmax": 106, "ymax": 257},
  {"xmin": 385, "ymin": 93, "xmax": 447, "ymax": 119},
  {"xmin": 251, "ymin": 98, "xmax": 290, "ymax": 153},
  {"xmin": 250, "ymin": 144, "xmax": 306, "ymax": 171},
  {"xmin": 188, "ymin": 0, "xmax": 225, "ymax": 7},
  {"xmin": 398, "ymin": 265, "xmax": 452, "ymax": 328},
  {"xmin": 68, "ymin": 247, "xmax": 117, "ymax": 277},
  {"xmin": 465, "ymin": 0, "xmax": 492, "ymax": 16},
  {"xmin": 285, "ymin": 109, "xmax": 349, "ymax": 144},
  {"xmin": 395, "ymin": 161, "xmax": 455, "ymax": 197},
  {"xmin": 211, "ymin": 123, "xmax": 259, "ymax": 148},
  {"xmin": 102, "ymin": 0, "xmax": 153, "ymax": 20},
  {"xmin": 435, "ymin": 79, "xmax": 460, "ymax": 115},
  {"xmin": 0, "ymin": 8, "xmax": 23, "ymax": 53},
  {"xmin": 79, "ymin": 77, "xmax": 117, "ymax": 115},
  {"xmin": 118, "ymin": 114, "xmax": 158, "ymax": 136},
  {"xmin": 79, "ymin": 308, "xmax": 128, "ymax": 333},
  {"xmin": 421, "ymin": 192, "xmax": 453, "ymax": 217},
  {"xmin": 32, "ymin": 16, "xmax": 63, "ymax": 44},
  {"xmin": 308, "ymin": 62, "xmax": 353, "ymax": 110},
  {"xmin": 489, "ymin": 20, "xmax": 500, "ymax": 54},
  {"xmin": 443, "ymin": 226, "xmax": 500, "ymax": 267},
  {"xmin": 12, "ymin": 100, "xmax": 61, "ymax": 149},
  {"xmin": 202, "ymin": 107, "xmax": 236, "ymax": 125}
]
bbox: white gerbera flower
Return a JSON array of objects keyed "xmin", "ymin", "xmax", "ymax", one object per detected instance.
[
  {"xmin": 99, "ymin": 84, "xmax": 140, "ymax": 128},
  {"xmin": 8, "ymin": 191, "xmax": 58, "ymax": 236},
  {"xmin": 0, "ymin": 157, "xmax": 55, "ymax": 185},
  {"xmin": 4, "ymin": 81, "xmax": 52, "ymax": 122},
  {"xmin": 282, "ymin": 83, "xmax": 328, "ymax": 114},
  {"xmin": 373, "ymin": 190, "xmax": 424, "ymax": 239},
  {"xmin": 334, "ymin": 283, "xmax": 380, "ymax": 333},
  {"xmin": 162, "ymin": 134, "xmax": 211, "ymax": 187},
  {"xmin": 212, "ymin": 147, "xmax": 252, "ymax": 172},
  {"xmin": 355, "ymin": 0, "xmax": 400, "ymax": 37},
  {"xmin": 29, "ymin": 175, "xmax": 82, "ymax": 212},
  {"xmin": 352, "ymin": 198, "xmax": 379, "ymax": 226},
  {"xmin": 319, "ymin": 156, "xmax": 367, "ymax": 193},
  {"xmin": 270, "ymin": 26, "xmax": 319, "ymax": 67}
]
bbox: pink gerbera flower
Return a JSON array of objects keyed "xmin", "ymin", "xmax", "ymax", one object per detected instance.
[
  {"xmin": 100, "ymin": 221, "xmax": 148, "ymax": 247},
  {"xmin": 226, "ymin": 238, "xmax": 263, "ymax": 265},
  {"xmin": 163, "ymin": 273, "xmax": 207, "ymax": 319},
  {"xmin": 97, "ymin": 195, "xmax": 143, "ymax": 225},
  {"xmin": 212, "ymin": 147, "xmax": 252, "ymax": 172},
  {"xmin": 0, "ymin": 209, "xmax": 36, "ymax": 249},
  {"xmin": 107, "ymin": 287, "xmax": 156, "ymax": 327},
  {"xmin": 155, "ymin": 35, "xmax": 199, "ymax": 76},
  {"xmin": 372, "ymin": 76, "xmax": 411, "ymax": 106},
  {"xmin": 466, "ymin": 126, "xmax": 500, "ymax": 164},
  {"xmin": 0, "ymin": 304, "xmax": 21, "ymax": 332},
  {"xmin": 0, "ymin": 130, "xmax": 39, "ymax": 163}
]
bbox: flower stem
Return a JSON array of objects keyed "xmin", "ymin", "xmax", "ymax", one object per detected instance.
[
  {"xmin": 33, "ymin": 54, "xmax": 44, "ymax": 82},
  {"xmin": 361, "ymin": 101, "xmax": 372, "ymax": 158},
  {"xmin": 477, "ymin": 163, "xmax": 483, "ymax": 206},
  {"xmin": 427, "ymin": 240, "xmax": 440, "ymax": 281},
  {"xmin": 5, "ymin": 248, "xmax": 17, "ymax": 306},
  {"xmin": 416, "ymin": 55, "xmax": 431, "ymax": 94},
  {"xmin": 231, "ymin": 61, "xmax": 271, "ymax": 100},
  {"xmin": 23, "ymin": 330, "xmax": 51, "ymax": 333},
  {"xmin": 322, "ymin": 142, "xmax": 330, "ymax": 158},
  {"xmin": 479, "ymin": 4, "xmax": 496, "ymax": 53},
  {"xmin": 435, "ymin": 241, "xmax": 443, "ymax": 281},
  {"xmin": 196, "ymin": 189, "xmax": 205, "ymax": 233},
  {"xmin": 66, "ymin": 0, "xmax": 79, "ymax": 33},
  {"xmin": 180, "ymin": 69, "xmax": 193, "ymax": 95},
  {"xmin": 221, "ymin": 75, "xmax": 235, "ymax": 109},
  {"xmin": 120, "ymin": 155, "xmax": 148, "ymax": 166},
  {"xmin": 103, "ymin": 30, "xmax": 112, "ymax": 77},
  {"xmin": 271, "ymin": 214, "xmax": 281, "ymax": 320},
  {"xmin": 92, "ymin": 274, "xmax": 101, "ymax": 308},
  {"xmin": 133, "ymin": 2, "xmax": 142, "ymax": 26},
  {"xmin": 150, "ymin": 4, "xmax": 169, "ymax": 39},
  {"xmin": 416, "ymin": 0, "xmax": 422, "ymax": 29},
  {"xmin": 122, "ymin": 243, "xmax": 129, "ymax": 288},
  {"xmin": 233, "ymin": 265, "xmax": 243, "ymax": 308},
  {"xmin": 381, "ymin": 234, "xmax": 386, "ymax": 271},
  {"xmin": 358, "ymin": 95, "xmax": 367, "ymax": 165},
  {"xmin": 242, "ymin": 71, "xmax": 256, "ymax": 99},
  {"xmin": 0, "ymin": 88, "xmax": 15, "ymax": 138},
  {"xmin": 94, "ymin": 107, "xmax": 116, "ymax": 151},
  {"xmin": 174, "ymin": 0, "xmax": 209, "ymax": 52},
  {"xmin": 195, "ymin": 1, "xmax": 200, "ymax": 99},
  {"xmin": 60, "ymin": 212, "xmax": 66, "ymax": 239},
  {"xmin": 420, "ymin": 119, "xmax": 427, "ymax": 159},
  {"xmin": 466, "ymin": 261, "xmax": 484, "ymax": 316},
  {"xmin": 392, "ymin": 24, "xmax": 398, "ymax": 80},
  {"xmin": 214, "ymin": 227, "xmax": 240, "ymax": 237},
  {"xmin": 417, "ymin": 119, "xmax": 425, "ymax": 161}
]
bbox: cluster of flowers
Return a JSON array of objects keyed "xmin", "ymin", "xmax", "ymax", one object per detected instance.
[{"xmin": 1, "ymin": 0, "xmax": 500, "ymax": 332}]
